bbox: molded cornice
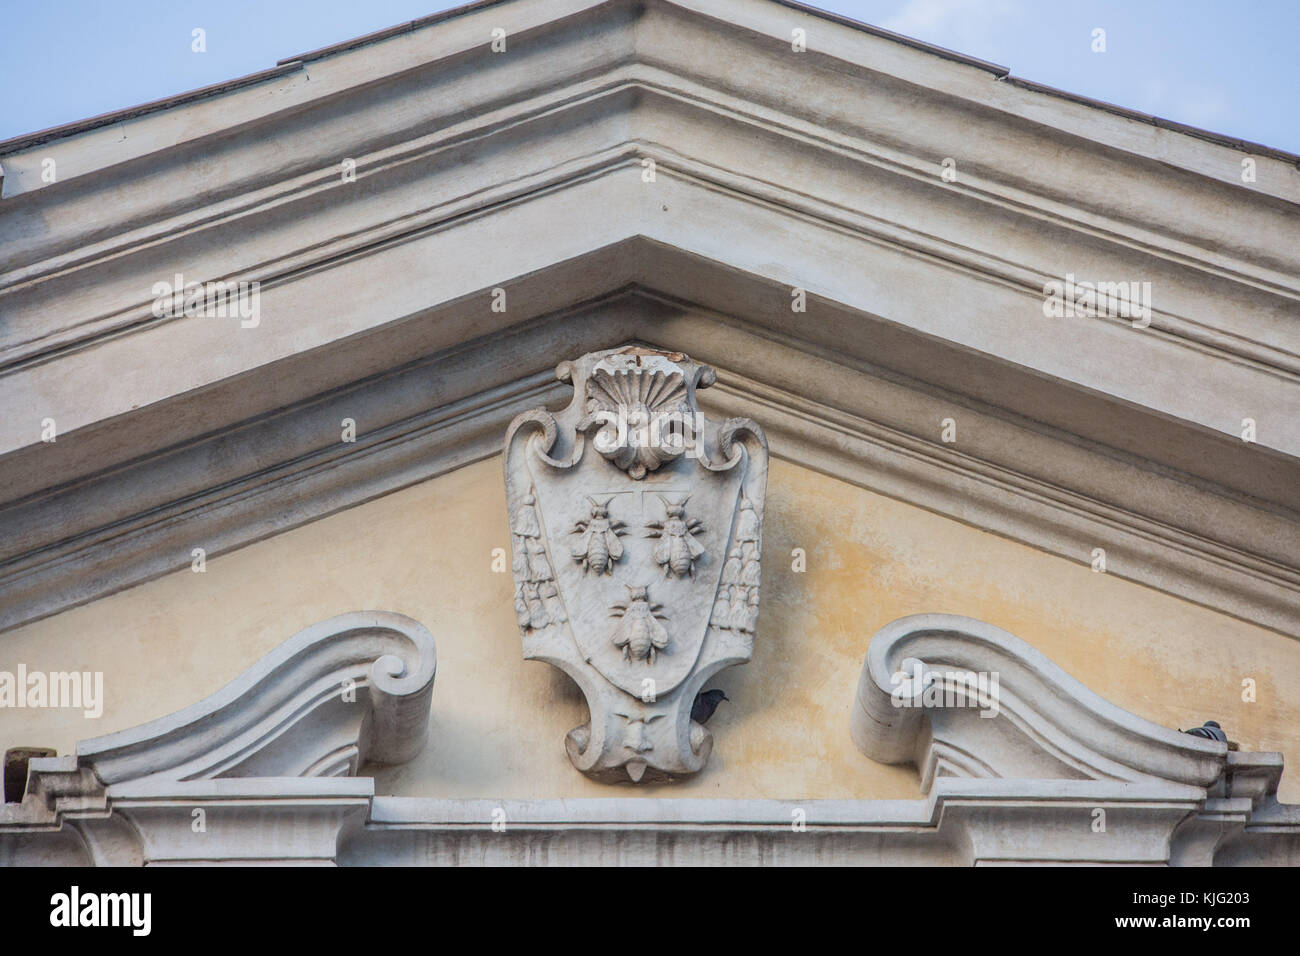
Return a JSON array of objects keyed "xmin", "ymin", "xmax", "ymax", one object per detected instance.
[
  {"xmin": 0, "ymin": 292, "xmax": 1295, "ymax": 638},
  {"xmin": 2, "ymin": 609, "xmax": 1296, "ymax": 865},
  {"xmin": 1, "ymin": 1, "xmax": 1296, "ymax": 409},
  {"xmin": 0, "ymin": 0, "xmax": 1296, "ymax": 637}
]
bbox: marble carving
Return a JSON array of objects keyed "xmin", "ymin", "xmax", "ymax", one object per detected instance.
[{"xmin": 505, "ymin": 347, "xmax": 768, "ymax": 782}]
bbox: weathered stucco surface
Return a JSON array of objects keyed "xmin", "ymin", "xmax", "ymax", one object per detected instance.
[{"xmin": 4, "ymin": 455, "xmax": 1296, "ymax": 802}]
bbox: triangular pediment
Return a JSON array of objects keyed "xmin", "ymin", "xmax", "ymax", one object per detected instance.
[
  {"xmin": 4, "ymin": 0, "xmax": 1300, "ymax": 871},
  {"xmin": 0, "ymin": 0, "xmax": 1296, "ymax": 638}
]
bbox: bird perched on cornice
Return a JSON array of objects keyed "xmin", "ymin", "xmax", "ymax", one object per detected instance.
[
  {"xmin": 691, "ymin": 689, "xmax": 729, "ymax": 724},
  {"xmin": 1183, "ymin": 720, "xmax": 1227, "ymax": 742}
]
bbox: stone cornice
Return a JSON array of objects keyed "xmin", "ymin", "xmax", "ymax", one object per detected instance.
[
  {"xmin": 0, "ymin": 295, "xmax": 1294, "ymax": 639},
  {"xmin": 1, "ymin": 147, "xmax": 1295, "ymax": 514},
  {"xmin": 4, "ymin": 0, "xmax": 1296, "ymax": 185},
  {"xmin": 2, "ymin": 609, "xmax": 1296, "ymax": 865},
  {"xmin": 3, "ymin": 70, "xmax": 1295, "ymax": 374},
  {"xmin": 0, "ymin": 2, "xmax": 1295, "ymax": 635},
  {"xmin": 1, "ymin": 1, "xmax": 1296, "ymax": 393},
  {"xmin": 0, "ymin": 293, "xmax": 1295, "ymax": 638}
]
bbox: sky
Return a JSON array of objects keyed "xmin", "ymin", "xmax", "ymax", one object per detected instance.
[{"xmin": 1, "ymin": 0, "xmax": 1298, "ymax": 153}]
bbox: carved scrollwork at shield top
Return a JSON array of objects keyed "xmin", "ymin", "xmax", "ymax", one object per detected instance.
[{"xmin": 504, "ymin": 347, "xmax": 768, "ymax": 783}]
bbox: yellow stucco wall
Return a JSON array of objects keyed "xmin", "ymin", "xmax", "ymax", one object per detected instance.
[{"xmin": 3, "ymin": 456, "xmax": 1296, "ymax": 802}]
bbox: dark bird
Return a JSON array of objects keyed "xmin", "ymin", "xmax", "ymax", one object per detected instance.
[
  {"xmin": 1183, "ymin": 720, "xmax": 1227, "ymax": 742},
  {"xmin": 691, "ymin": 689, "xmax": 729, "ymax": 724}
]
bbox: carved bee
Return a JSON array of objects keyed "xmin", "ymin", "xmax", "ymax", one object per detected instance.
[
  {"xmin": 646, "ymin": 495, "xmax": 705, "ymax": 578},
  {"xmin": 571, "ymin": 495, "xmax": 626, "ymax": 575},
  {"xmin": 610, "ymin": 585, "xmax": 669, "ymax": 665}
]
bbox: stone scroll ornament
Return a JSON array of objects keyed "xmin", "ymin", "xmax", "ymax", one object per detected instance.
[{"xmin": 504, "ymin": 348, "xmax": 768, "ymax": 783}]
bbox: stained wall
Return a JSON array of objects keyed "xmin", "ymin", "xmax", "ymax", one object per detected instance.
[{"xmin": 3, "ymin": 456, "xmax": 1296, "ymax": 802}]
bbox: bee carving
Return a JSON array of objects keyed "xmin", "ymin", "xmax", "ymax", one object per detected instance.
[
  {"xmin": 610, "ymin": 585, "xmax": 669, "ymax": 665},
  {"xmin": 571, "ymin": 495, "xmax": 626, "ymax": 575},
  {"xmin": 646, "ymin": 495, "xmax": 706, "ymax": 578}
]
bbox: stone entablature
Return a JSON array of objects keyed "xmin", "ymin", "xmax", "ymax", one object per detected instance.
[{"xmin": 2, "ymin": 610, "xmax": 1294, "ymax": 866}]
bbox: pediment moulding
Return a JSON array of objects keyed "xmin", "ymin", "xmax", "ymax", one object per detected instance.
[
  {"xmin": 0, "ymin": 297, "xmax": 1295, "ymax": 639},
  {"xmin": 1, "ymin": 0, "xmax": 1296, "ymax": 870},
  {"xmin": 2, "ymin": 0, "xmax": 1296, "ymax": 392},
  {"xmin": 6, "ymin": 243, "xmax": 1294, "ymax": 520},
  {"xmin": 3, "ymin": 113, "xmax": 1293, "ymax": 397},
  {"xmin": 2, "ymin": 175, "xmax": 1294, "ymax": 535},
  {"xmin": 4, "ymin": 0, "xmax": 1296, "ymax": 206}
]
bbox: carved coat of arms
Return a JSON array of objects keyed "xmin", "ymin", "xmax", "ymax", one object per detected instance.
[{"xmin": 504, "ymin": 348, "xmax": 768, "ymax": 782}]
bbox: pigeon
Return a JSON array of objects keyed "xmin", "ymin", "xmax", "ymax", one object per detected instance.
[
  {"xmin": 1183, "ymin": 720, "xmax": 1227, "ymax": 742},
  {"xmin": 691, "ymin": 689, "xmax": 729, "ymax": 724}
]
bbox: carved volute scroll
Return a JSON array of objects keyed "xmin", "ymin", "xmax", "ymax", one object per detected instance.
[{"xmin": 504, "ymin": 347, "xmax": 768, "ymax": 783}]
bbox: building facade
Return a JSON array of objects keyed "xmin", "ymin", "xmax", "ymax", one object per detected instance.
[{"xmin": 1, "ymin": 0, "xmax": 1298, "ymax": 865}]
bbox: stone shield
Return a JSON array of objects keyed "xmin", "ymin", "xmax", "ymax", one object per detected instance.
[{"xmin": 505, "ymin": 347, "xmax": 767, "ymax": 783}]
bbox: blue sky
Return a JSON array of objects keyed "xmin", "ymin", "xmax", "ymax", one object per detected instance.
[{"xmin": 2, "ymin": 0, "xmax": 1297, "ymax": 153}]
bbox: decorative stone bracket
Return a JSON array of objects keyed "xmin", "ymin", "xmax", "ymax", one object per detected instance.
[
  {"xmin": 0, "ymin": 611, "xmax": 436, "ymax": 866},
  {"xmin": 504, "ymin": 347, "xmax": 768, "ymax": 783},
  {"xmin": 851, "ymin": 614, "xmax": 1291, "ymax": 865}
]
